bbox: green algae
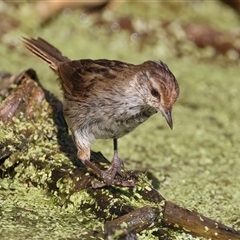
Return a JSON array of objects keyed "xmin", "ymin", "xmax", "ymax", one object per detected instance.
[{"xmin": 0, "ymin": 179, "xmax": 102, "ymax": 240}]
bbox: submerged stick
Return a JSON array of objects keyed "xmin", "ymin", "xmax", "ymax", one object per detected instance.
[{"xmin": 163, "ymin": 201, "xmax": 240, "ymax": 240}]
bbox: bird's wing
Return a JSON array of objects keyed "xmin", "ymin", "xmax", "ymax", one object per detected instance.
[{"xmin": 58, "ymin": 59, "xmax": 133, "ymax": 98}]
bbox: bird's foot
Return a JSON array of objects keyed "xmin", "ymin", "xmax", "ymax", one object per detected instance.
[
  {"xmin": 92, "ymin": 177, "xmax": 135, "ymax": 188},
  {"xmin": 105, "ymin": 155, "xmax": 125, "ymax": 178},
  {"xmin": 92, "ymin": 175, "xmax": 135, "ymax": 188},
  {"xmin": 91, "ymin": 156, "xmax": 135, "ymax": 188}
]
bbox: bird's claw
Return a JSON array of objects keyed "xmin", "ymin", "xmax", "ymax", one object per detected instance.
[
  {"xmin": 91, "ymin": 157, "xmax": 135, "ymax": 188},
  {"xmin": 91, "ymin": 177, "xmax": 135, "ymax": 189}
]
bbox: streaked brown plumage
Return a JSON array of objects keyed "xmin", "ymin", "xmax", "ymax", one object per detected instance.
[{"xmin": 23, "ymin": 37, "xmax": 179, "ymax": 188}]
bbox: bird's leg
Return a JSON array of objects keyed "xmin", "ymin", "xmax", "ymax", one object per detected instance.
[
  {"xmin": 77, "ymin": 142, "xmax": 134, "ymax": 188},
  {"xmin": 98, "ymin": 139, "xmax": 124, "ymax": 183},
  {"xmin": 77, "ymin": 148, "xmax": 103, "ymax": 177},
  {"xmin": 111, "ymin": 138, "xmax": 125, "ymax": 176},
  {"xmin": 96, "ymin": 138, "xmax": 135, "ymax": 187}
]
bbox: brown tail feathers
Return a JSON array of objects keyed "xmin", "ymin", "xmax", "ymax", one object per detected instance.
[{"xmin": 22, "ymin": 37, "xmax": 70, "ymax": 73}]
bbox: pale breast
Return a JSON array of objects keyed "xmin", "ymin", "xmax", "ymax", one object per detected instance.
[
  {"xmin": 91, "ymin": 106, "xmax": 157, "ymax": 139},
  {"xmin": 63, "ymin": 89, "xmax": 157, "ymax": 141}
]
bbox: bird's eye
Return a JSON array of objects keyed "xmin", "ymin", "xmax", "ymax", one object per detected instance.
[{"xmin": 151, "ymin": 88, "xmax": 160, "ymax": 98}]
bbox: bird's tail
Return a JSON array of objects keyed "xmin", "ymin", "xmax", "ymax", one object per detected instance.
[{"xmin": 22, "ymin": 37, "xmax": 70, "ymax": 73}]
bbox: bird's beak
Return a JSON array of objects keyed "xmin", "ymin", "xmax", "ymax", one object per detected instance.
[{"xmin": 158, "ymin": 106, "xmax": 173, "ymax": 130}]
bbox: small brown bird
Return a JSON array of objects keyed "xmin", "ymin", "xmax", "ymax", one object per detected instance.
[{"xmin": 23, "ymin": 37, "xmax": 179, "ymax": 187}]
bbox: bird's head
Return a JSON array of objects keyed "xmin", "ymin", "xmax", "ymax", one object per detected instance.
[{"xmin": 137, "ymin": 61, "xmax": 180, "ymax": 129}]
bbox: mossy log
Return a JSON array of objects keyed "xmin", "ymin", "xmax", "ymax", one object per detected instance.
[{"xmin": 0, "ymin": 69, "xmax": 239, "ymax": 239}]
